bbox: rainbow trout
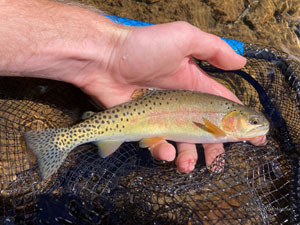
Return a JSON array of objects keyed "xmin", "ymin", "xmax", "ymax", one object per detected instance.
[{"xmin": 24, "ymin": 89, "xmax": 269, "ymax": 179}]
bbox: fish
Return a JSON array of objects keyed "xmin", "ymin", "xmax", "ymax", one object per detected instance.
[{"xmin": 24, "ymin": 89, "xmax": 269, "ymax": 179}]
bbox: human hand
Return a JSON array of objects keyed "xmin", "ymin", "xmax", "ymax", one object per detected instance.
[
  {"xmin": 75, "ymin": 21, "xmax": 267, "ymax": 173},
  {"xmin": 0, "ymin": 1, "xmax": 266, "ymax": 173}
]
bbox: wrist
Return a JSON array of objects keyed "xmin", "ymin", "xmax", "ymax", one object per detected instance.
[
  {"xmin": 40, "ymin": 13, "xmax": 129, "ymax": 86},
  {"xmin": 0, "ymin": 0, "xmax": 129, "ymax": 85}
]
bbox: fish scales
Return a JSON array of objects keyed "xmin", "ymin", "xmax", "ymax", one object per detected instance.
[
  {"xmin": 70, "ymin": 90, "xmax": 241, "ymax": 142},
  {"xmin": 24, "ymin": 90, "xmax": 269, "ymax": 179}
]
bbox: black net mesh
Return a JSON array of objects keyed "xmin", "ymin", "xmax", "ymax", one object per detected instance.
[{"xmin": 1, "ymin": 42, "xmax": 300, "ymax": 225}]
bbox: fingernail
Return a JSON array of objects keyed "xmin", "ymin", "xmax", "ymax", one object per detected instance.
[{"xmin": 180, "ymin": 159, "xmax": 196, "ymax": 173}]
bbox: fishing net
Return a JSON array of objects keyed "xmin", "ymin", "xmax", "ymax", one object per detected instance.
[{"xmin": 1, "ymin": 25, "xmax": 300, "ymax": 225}]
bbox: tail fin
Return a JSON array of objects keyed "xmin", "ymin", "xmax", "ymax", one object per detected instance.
[{"xmin": 24, "ymin": 128, "xmax": 70, "ymax": 180}]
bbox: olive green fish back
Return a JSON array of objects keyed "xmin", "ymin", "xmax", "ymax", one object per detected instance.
[{"xmin": 0, "ymin": 44, "xmax": 300, "ymax": 224}]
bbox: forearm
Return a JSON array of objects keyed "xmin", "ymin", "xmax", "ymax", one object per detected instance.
[{"xmin": 0, "ymin": 0, "xmax": 126, "ymax": 84}]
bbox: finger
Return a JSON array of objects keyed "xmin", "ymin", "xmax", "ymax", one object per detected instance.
[
  {"xmin": 150, "ymin": 22, "xmax": 246, "ymax": 70},
  {"xmin": 202, "ymin": 143, "xmax": 225, "ymax": 172},
  {"xmin": 176, "ymin": 142, "xmax": 198, "ymax": 173},
  {"xmin": 148, "ymin": 59, "xmax": 243, "ymax": 104},
  {"xmin": 248, "ymin": 135, "xmax": 267, "ymax": 146},
  {"xmin": 186, "ymin": 24, "xmax": 247, "ymax": 70},
  {"xmin": 148, "ymin": 140, "xmax": 176, "ymax": 162}
]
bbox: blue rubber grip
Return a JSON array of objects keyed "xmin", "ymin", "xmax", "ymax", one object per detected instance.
[{"xmin": 104, "ymin": 15, "xmax": 244, "ymax": 55}]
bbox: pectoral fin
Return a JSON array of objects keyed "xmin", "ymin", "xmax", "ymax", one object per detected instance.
[
  {"xmin": 94, "ymin": 140, "xmax": 123, "ymax": 158},
  {"xmin": 139, "ymin": 137, "xmax": 165, "ymax": 149},
  {"xmin": 193, "ymin": 118, "xmax": 226, "ymax": 138}
]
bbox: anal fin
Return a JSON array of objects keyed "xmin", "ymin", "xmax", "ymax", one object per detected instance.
[{"xmin": 94, "ymin": 140, "xmax": 123, "ymax": 158}]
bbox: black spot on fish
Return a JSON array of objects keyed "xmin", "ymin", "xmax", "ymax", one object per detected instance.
[
  {"xmin": 112, "ymin": 110, "xmax": 115, "ymax": 113},
  {"xmin": 115, "ymin": 115, "xmax": 118, "ymax": 118},
  {"xmin": 103, "ymin": 115, "xmax": 107, "ymax": 119}
]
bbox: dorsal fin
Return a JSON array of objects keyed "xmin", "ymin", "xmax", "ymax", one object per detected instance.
[
  {"xmin": 130, "ymin": 88, "xmax": 157, "ymax": 100},
  {"xmin": 81, "ymin": 111, "xmax": 96, "ymax": 120}
]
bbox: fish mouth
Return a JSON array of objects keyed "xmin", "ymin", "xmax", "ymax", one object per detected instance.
[{"xmin": 245, "ymin": 124, "xmax": 270, "ymax": 137}]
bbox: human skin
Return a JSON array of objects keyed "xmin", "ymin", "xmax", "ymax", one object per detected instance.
[{"xmin": 0, "ymin": 0, "xmax": 266, "ymax": 173}]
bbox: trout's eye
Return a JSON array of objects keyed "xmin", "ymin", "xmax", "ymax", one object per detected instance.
[{"xmin": 249, "ymin": 117, "xmax": 259, "ymax": 125}]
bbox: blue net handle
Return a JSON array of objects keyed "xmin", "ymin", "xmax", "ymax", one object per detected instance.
[{"xmin": 104, "ymin": 15, "xmax": 244, "ymax": 55}]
